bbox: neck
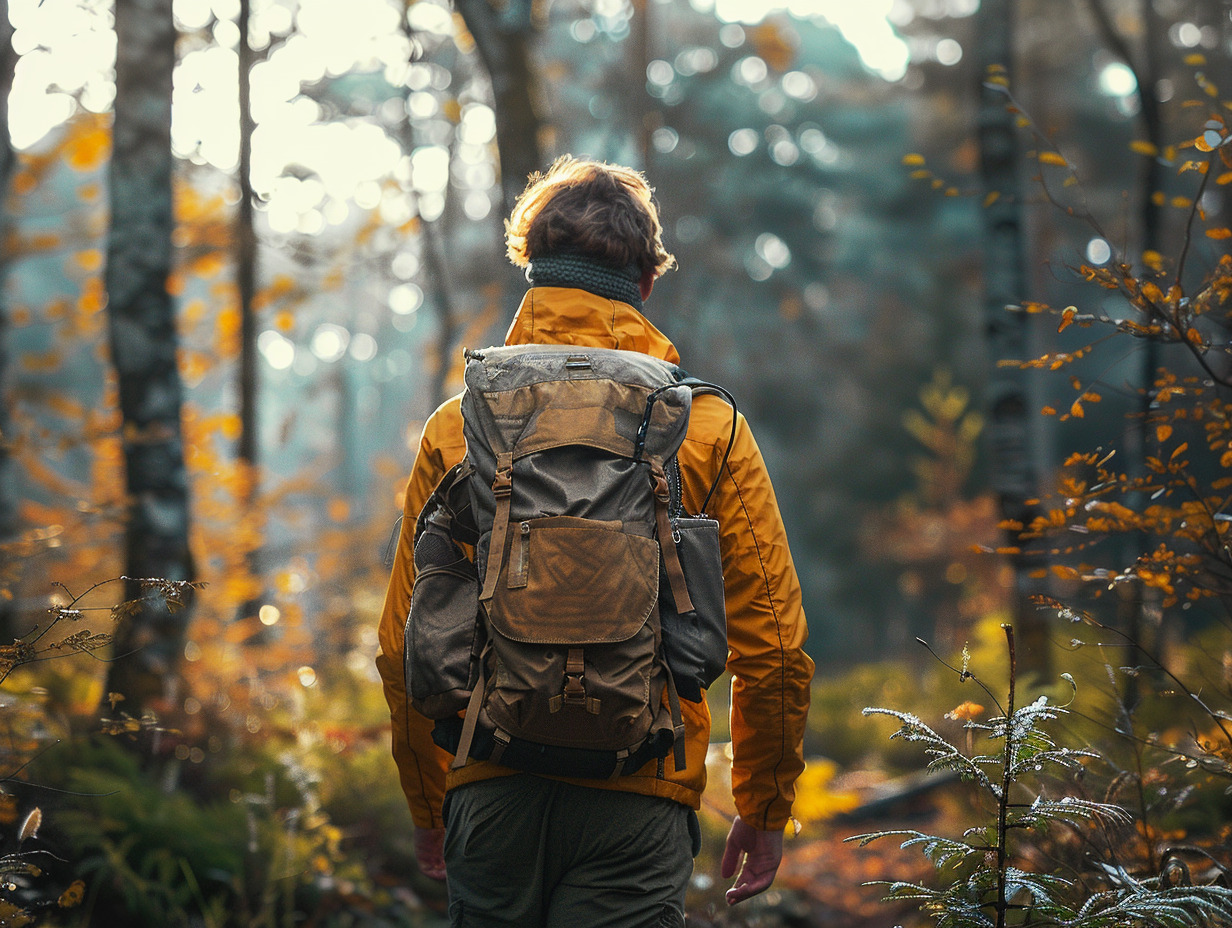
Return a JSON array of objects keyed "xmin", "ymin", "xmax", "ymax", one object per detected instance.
[{"xmin": 527, "ymin": 254, "xmax": 644, "ymax": 311}]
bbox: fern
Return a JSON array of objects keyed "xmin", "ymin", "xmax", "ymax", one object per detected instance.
[{"xmin": 848, "ymin": 625, "xmax": 1232, "ymax": 928}]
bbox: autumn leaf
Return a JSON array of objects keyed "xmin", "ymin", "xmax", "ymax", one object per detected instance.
[
  {"xmin": 1157, "ymin": 424, "xmax": 1173, "ymax": 442},
  {"xmin": 1058, "ymin": 306, "xmax": 1077, "ymax": 332},
  {"xmin": 58, "ymin": 881, "xmax": 86, "ymax": 909},
  {"xmin": 945, "ymin": 701, "xmax": 985, "ymax": 721},
  {"xmin": 1070, "ymin": 399, "xmax": 1085, "ymax": 418},
  {"xmin": 1129, "ymin": 140, "xmax": 1158, "ymax": 156},
  {"xmin": 902, "ymin": 153, "xmax": 926, "ymax": 167},
  {"xmin": 1206, "ymin": 228, "xmax": 1232, "ymax": 240},
  {"xmin": 1038, "ymin": 151, "xmax": 1068, "ymax": 167},
  {"xmin": 65, "ymin": 124, "xmax": 111, "ymax": 171}
]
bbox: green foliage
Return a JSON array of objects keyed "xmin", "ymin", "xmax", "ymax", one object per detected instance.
[
  {"xmin": 851, "ymin": 627, "xmax": 1232, "ymax": 928},
  {"xmin": 42, "ymin": 733, "xmax": 431, "ymax": 928}
]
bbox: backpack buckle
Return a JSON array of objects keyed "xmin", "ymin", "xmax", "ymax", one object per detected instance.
[
  {"xmin": 492, "ymin": 464, "xmax": 513, "ymax": 499},
  {"xmin": 563, "ymin": 647, "xmax": 587, "ymax": 703}
]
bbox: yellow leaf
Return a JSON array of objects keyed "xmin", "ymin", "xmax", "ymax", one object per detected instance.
[
  {"xmin": 1129, "ymin": 140, "xmax": 1158, "ymax": 156},
  {"xmin": 1143, "ymin": 250, "xmax": 1164, "ymax": 271},
  {"xmin": 58, "ymin": 880, "xmax": 86, "ymax": 909},
  {"xmin": 902, "ymin": 153, "xmax": 926, "ymax": 166},
  {"xmin": 1172, "ymin": 196, "xmax": 1194, "ymax": 209},
  {"xmin": 1038, "ymin": 151, "xmax": 1068, "ymax": 167},
  {"xmin": 1185, "ymin": 53, "xmax": 1207, "ymax": 66},
  {"xmin": 65, "ymin": 125, "xmax": 111, "ymax": 171},
  {"xmin": 74, "ymin": 249, "xmax": 103, "ymax": 272},
  {"xmin": 983, "ymin": 190, "xmax": 1000, "ymax": 208}
]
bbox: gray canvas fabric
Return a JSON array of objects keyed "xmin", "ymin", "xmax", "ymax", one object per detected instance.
[{"xmin": 443, "ymin": 774, "xmax": 694, "ymax": 928}]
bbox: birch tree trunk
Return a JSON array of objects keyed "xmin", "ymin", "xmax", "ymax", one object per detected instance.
[
  {"xmin": 977, "ymin": 0, "xmax": 1049, "ymax": 673},
  {"xmin": 103, "ymin": 0, "xmax": 195, "ymax": 710}
]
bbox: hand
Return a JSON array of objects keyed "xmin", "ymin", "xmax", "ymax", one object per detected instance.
[
  {"xmin": 413, "ymin": 826, "xmax": 447, "ymax": 881},
  {"xmin": 720, "ymin": 815, "xmax": 783, "ymax": 905}
]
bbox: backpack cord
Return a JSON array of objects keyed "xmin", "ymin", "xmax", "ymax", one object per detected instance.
[{"xmin": 639, "ymin": 380, "xmax": 739, "ymax": 515}]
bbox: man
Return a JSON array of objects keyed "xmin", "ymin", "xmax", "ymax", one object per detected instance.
[{"xmin": 376, "ymin": 156, "xmax": 813, "ymax": 927}]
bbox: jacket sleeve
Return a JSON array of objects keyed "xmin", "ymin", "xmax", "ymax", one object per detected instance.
[
  {"xmin": 375, "ymin": 400, "xmax": 465, "ymax": 829},
  {"xmin": 684, "ymin": 401, "xmax": 814, "ymax": 831}
]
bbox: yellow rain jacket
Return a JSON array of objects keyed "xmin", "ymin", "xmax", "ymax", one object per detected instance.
[{"xmin": 376, "ymin": 287, "xmax": 814, "ymax": 832}]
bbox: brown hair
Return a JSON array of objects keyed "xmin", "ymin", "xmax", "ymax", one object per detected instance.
[{"xmin": 505, "ymin": 156, "xmax": 676, "ymax": 278}]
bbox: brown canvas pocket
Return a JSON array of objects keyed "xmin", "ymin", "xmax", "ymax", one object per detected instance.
[
  {"xmin": 485, "ymin": 631, "xmax": 660, "ymax": 749},
  {"xmin": 487, "ymin": 516, "xmax": 658, "ymax": 645}
]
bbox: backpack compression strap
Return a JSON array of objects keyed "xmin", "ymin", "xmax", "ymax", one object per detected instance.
[
  {"xmin": 650, "ymin": 458, "xmax": 695, "ymax": 615},
  {"xmin": 478, "ymin": 451, "xmax": 514, "ymax": 603}
]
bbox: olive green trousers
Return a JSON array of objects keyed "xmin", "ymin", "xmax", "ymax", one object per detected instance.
[{"xmin": 442, "ymin": 774, "xmax": 696, "ymax": 928}]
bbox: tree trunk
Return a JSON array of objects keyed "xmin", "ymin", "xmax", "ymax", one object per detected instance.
[
  {"xmin": 237, "ymin": 0, "xmax": 258, "ymax": 475},
  {"xmin": 0, "ymin": 0, "xmax": 18, "ymax": 641},
  {"xmin": 103, "ymin": 0, "xmax": 195, "ymax": 711},
  {"xmin": 236, "ymin": 0, "xmax": 262, "ymax": 624},
  {"xmin": 452, "ymin": 0, "xmax": 543, "ymax": 218},
  {"xmin": 976, "ymin": 0, "xmax": 1049, "ymax": 675}
]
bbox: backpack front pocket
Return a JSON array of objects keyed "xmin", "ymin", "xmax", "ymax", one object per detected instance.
[{"xmin": 488, "ymin": 516, "xmax": 658, "ymax": 645}]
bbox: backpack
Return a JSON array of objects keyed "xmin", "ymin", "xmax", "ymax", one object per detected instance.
[{"xmin": 404, "ymin": 344, "xmax": 734, "ymax": 780}]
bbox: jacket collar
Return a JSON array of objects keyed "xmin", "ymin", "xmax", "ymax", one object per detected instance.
[{"xmin": 504, "ymin": 287, "xmax": 681, "ymax": 365}]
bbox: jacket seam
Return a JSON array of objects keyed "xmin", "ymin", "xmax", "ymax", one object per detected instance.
[{"xmin": 724, "ymin": 450, "xmax": 790, "ymax": 831}]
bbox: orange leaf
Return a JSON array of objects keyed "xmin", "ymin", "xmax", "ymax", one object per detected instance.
[
  {"xmin": 1051, "ymin": 564, "xmax": 1080, "ymax": 580},
  {"xmin": 1206, "ymin": 227, "xmax": 1232, "ymax": 240},
  {"xmin": 65, "ymin": 125, "xmax": 111, "ymax": 171},
  {"xmin": 1156, "ymin": 424, "xmax": 1173, "ymax": 442},
  {"xmin": 1038, "ymin": 151, "xmax": 1068, "ymax": 167},
  {"xmin": 1058, "ymin": 306, "xmax": 1077, "ymax": 332},
  {"xmin": 1070, "ymin": 399, "xmax": 1085, "ymax": 418},
  {"xmin": 1041, "ymin": 405, "xmax": 1057, "ymax": 416}
]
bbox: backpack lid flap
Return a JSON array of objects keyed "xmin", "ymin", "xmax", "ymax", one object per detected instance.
[{"xmin": 463, "ymin": 345, "xmax": 691, "ymax": 461}]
